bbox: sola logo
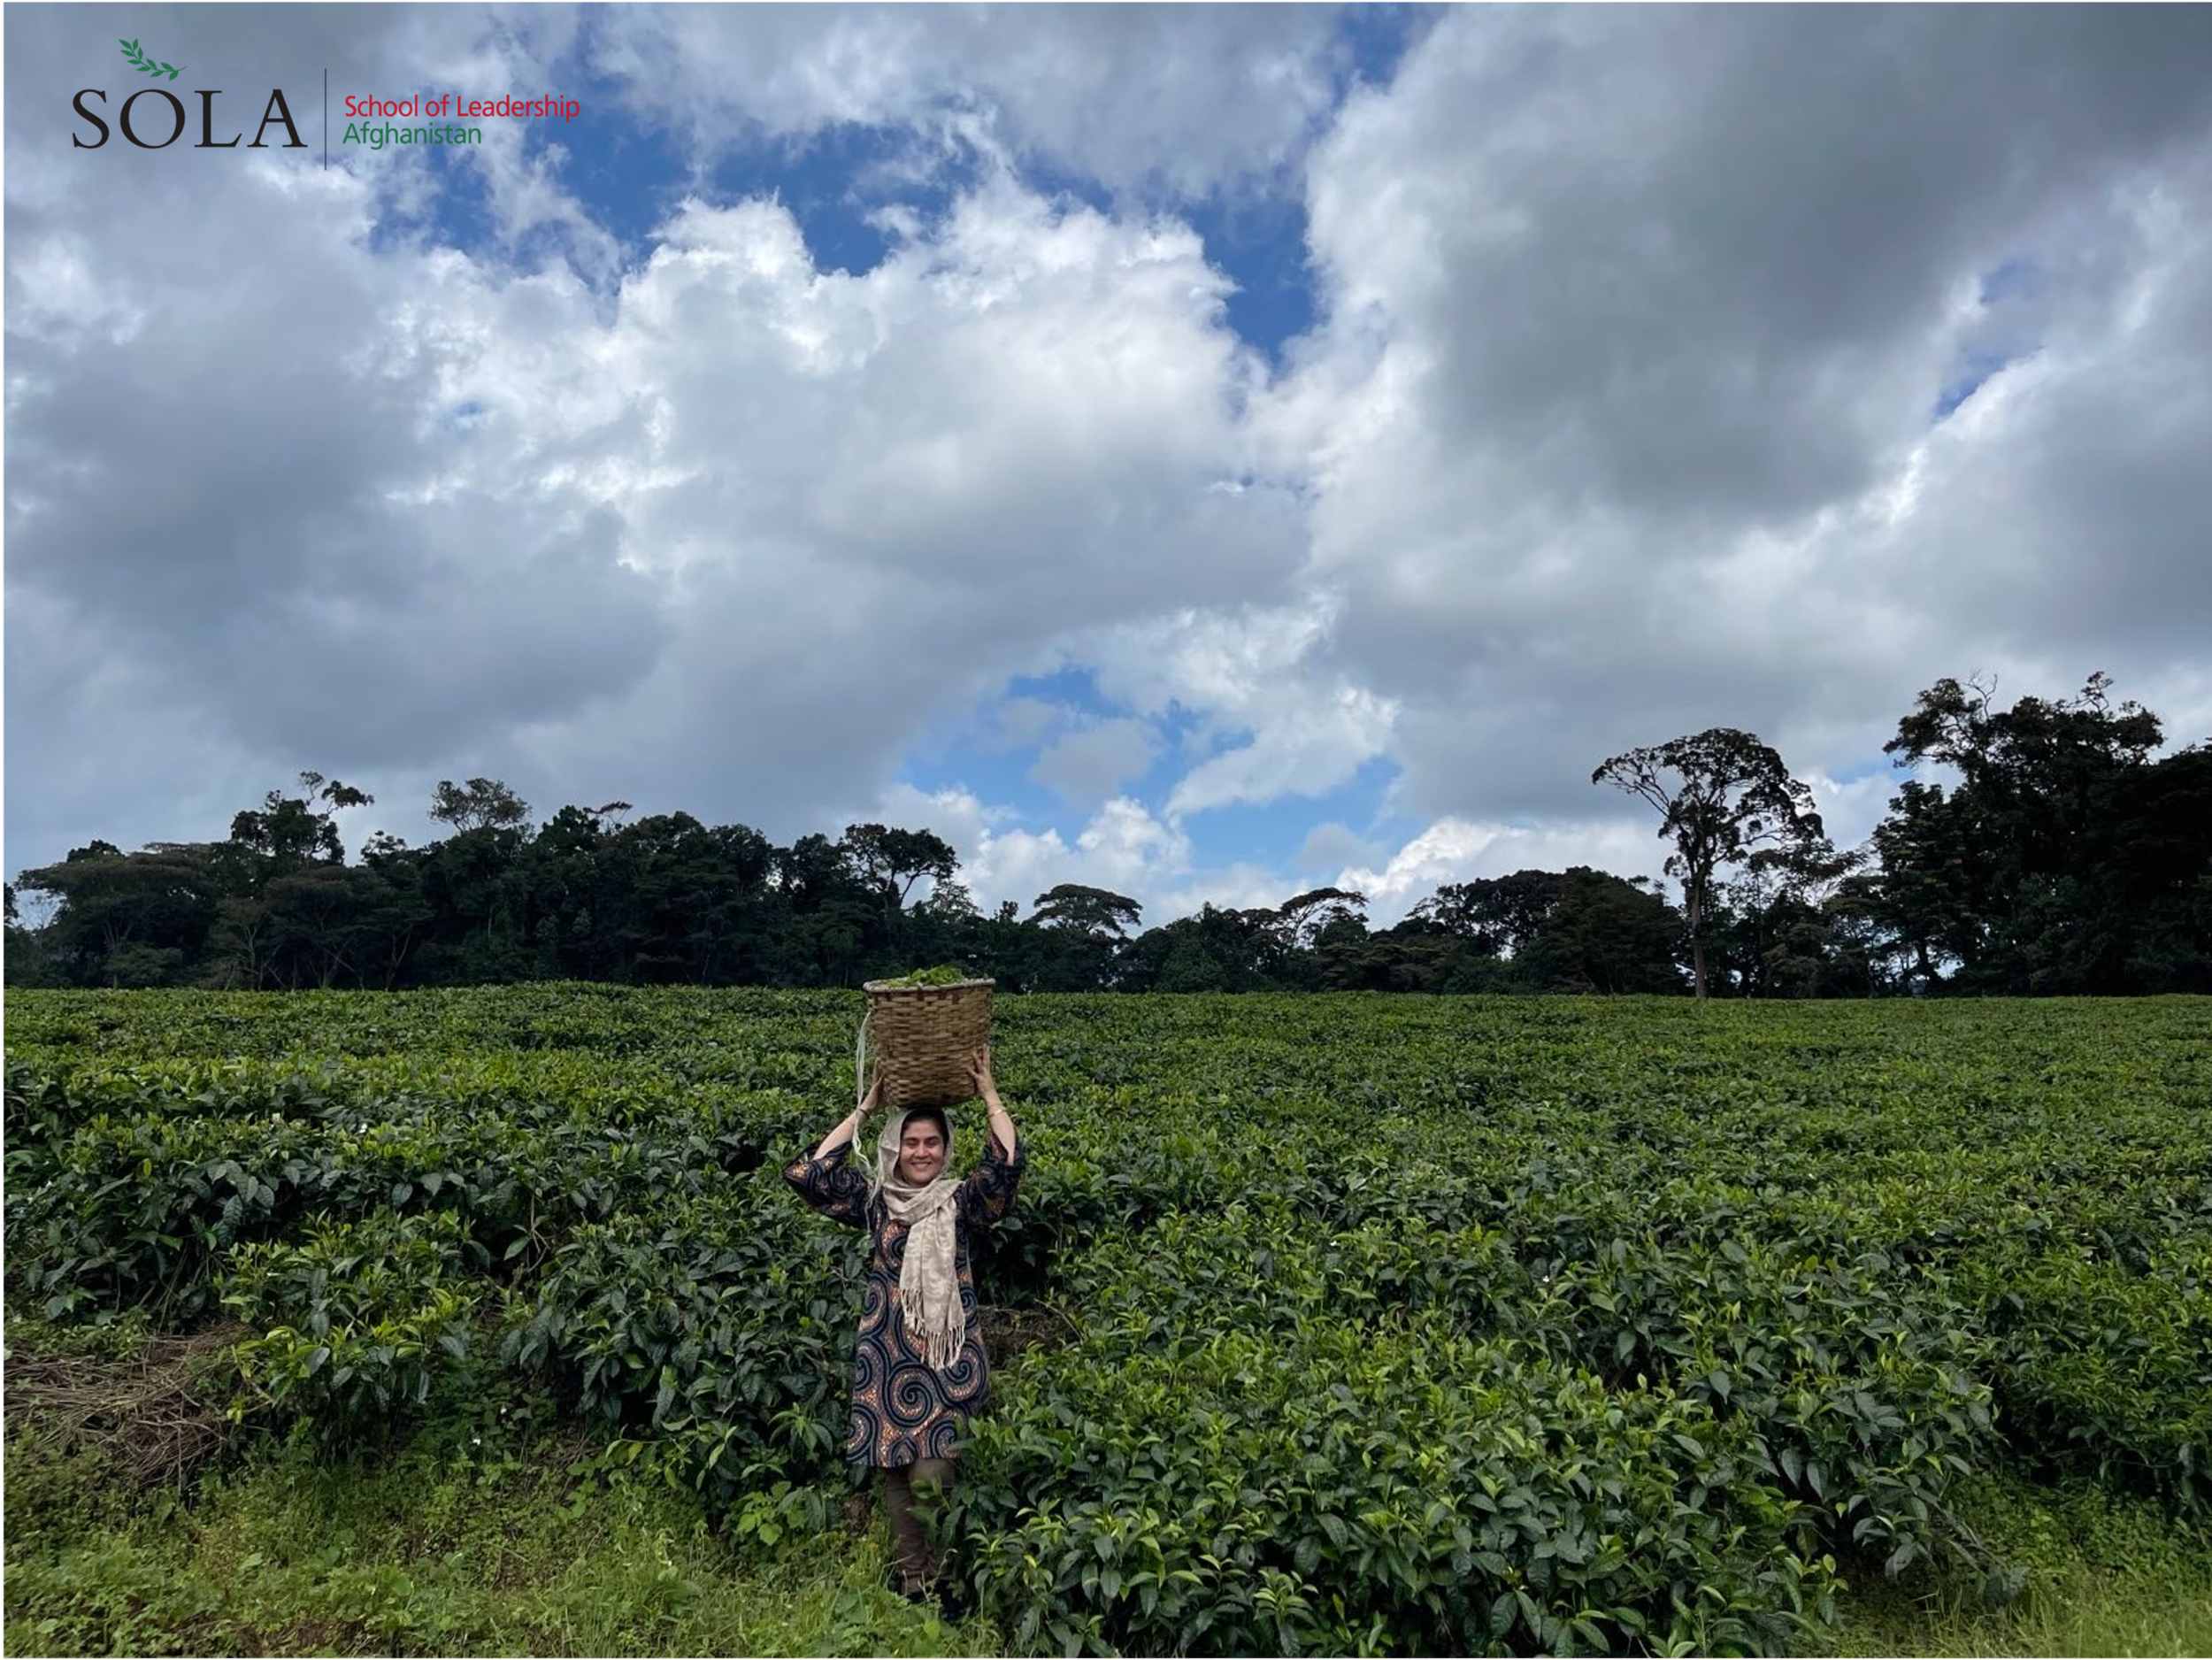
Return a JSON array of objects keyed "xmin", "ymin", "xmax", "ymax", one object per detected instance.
[{"xmin": 73, "ymin": 36, "xmax": 306, "ymax": 150}]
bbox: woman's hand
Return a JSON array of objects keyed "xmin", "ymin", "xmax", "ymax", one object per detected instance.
[
  {"xmin": 966, "ymin": 1045, "xmax": 998, "ymax": 1103},
  {"xmin": 810, "ymin": 1077, "xmax": 884, "ymax": 1163}
]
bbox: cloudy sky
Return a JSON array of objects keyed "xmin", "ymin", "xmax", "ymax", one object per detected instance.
[{"xmin": 8, "ymin": 3, "xmax": 2211, "ymax": 928}]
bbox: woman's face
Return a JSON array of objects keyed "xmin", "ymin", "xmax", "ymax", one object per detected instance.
[{"xmin": 895, "ymin": 1118, "xmax": 947, "ymax": 1184}]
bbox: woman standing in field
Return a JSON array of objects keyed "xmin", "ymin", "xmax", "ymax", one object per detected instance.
[{"xmin": 783, "ymin": 1044, "xmax": 1024, "ymax": 1602}]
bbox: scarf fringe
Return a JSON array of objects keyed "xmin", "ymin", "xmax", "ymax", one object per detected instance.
[
  {"xmin": 895, "ymin": 1207, "xmax": 966, "ymax": 1372},
  {"xmin": 899, "ymin": 1280, "xmax": 966, "ymax": 1372}
]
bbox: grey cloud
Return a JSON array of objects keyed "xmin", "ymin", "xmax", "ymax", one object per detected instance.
[
  {"xmin": 590, "ymin": 3, "xmax": 1355, "ymax": 201},
  {"xmin": 1294, "ymin": 819, "xmax": 1382, "ymax": 875},
  {"xmin": 5, "ymin": 162, "xmax": 665, "ymax": 771},
  {"xmin": 1292, "ymin": 4, "xmax": 2212, "ymax": 840},
  {"xmin": 1311, "ymin": 6, "xmax": 2212, "ymax": 523},
  {"xmin": 1029, "ymin": 719, "xmax": 1158, "ymax": 808}
]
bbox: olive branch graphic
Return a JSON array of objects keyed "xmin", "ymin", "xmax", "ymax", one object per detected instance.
[{"xmin": 118, "ymin": 39, "xmax": 182, "ymax": 81}]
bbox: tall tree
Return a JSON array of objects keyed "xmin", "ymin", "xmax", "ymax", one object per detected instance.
[
  {"xmin": 776, "ymin": 834, "xmax": 862, "ymax": 914},
  {"xmin": 428, "ymin": 777, "xmax": 533, "ymax": 835},
  {"xmin": 4, "ymin": 882, "xmax": 58, "ymax": 987},
  {"xmin": 1871, "ymin": 672, "xmax": 2193, "ymax": 993},
  {"xmin": 416, "ymin": 822, "xmax": 534, "ymax": 984},
  {"xmin": 2100, "ymin": 745, "xmax": 2212, "ymax": 993},
  {"xmin": 265, "ymin": 865, "xmax": 391, "ymax": 989},
  {"xmin": 1706, "ymin": 845, "xmax": 1871, "ymax": 998},
  {"xmin": 1594, "ymin": 728, "xmax": 1829, "ymax": 999},
  {"xmin": 1117, "ymin": 903, "xmax": 1286, "ymax": 993},
  {"xmin": 1030, "ymin": 884, "xmax": 1143, "ymax": 939},
  {"xmin": 1851, "ymin": 778, "xmax": 1973, "ymax": 990},
  {"xmin": 14, "ymin": 842, "xmax": 228, "ymax": 986},
  {"xmin": 229, "ymin": 772, "xmax": 373, "ymax": 874},
  {"xmin": 1273, "ymin": 888, "xmax": 1369, "ymax": 951},
  {"xmin": 1519, "ymin": 867, "xmax": 1688, "ymax": 995},
  {"xmin": 1025, "ymin": 885, "xmax": 1145, "ymax": 991},
  {"xmin": 1314, "ymin": 919, "xmax": 1504, "ymax": 994},
  {"xmin": 841, "ymin": 824, "xmax": 959, "ymax": 911},
  {"xmin": 1414, "ymin": 871, "xmax": 1565, "ymax": 958}
]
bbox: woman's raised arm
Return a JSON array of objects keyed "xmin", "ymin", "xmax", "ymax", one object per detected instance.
[
  {"xmin": 810, "ymin": 1076, "xmax": 883, "ymax": 1162},
  {"xmin": 786, "ymin": 1077, "xmax": 882, "ymax": 1228},
  {"xmin": 971, "ymin": 1046, "xmax": 1017, "ymax": 1157}
]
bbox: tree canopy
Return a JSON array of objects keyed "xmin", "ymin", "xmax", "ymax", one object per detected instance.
[{"xmin": 11, "ymin": 672, "xmax": 2204, "ymax": 998}]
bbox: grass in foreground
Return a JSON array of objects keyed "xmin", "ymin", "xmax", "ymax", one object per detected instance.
[
  {"xmin": 9, "ymin": 1395, "xmax": 2209, "ymax": 1658},
  {"xmin": 1824, "ymin": 1470, "xmax": 2212, "ymax": 1658},
  {"xmin": 4, "ymin": 1392, "xmax": 995, "ymax": 1659}
]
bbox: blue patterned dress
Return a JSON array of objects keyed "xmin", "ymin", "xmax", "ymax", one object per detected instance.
[{"xmin": 783, "ymin": 1128, "xmax": 1026, "ymax": 1467}]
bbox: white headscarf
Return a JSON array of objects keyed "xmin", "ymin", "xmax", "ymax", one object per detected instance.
[{"xmin": 864, "ymin": 1107, "xmax": 965, "ymax": 1372}]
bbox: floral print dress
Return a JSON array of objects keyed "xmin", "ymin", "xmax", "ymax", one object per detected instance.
[{"xmin": 783, "ymin": 1128, "xmax": 1025, "ymax": 1467}]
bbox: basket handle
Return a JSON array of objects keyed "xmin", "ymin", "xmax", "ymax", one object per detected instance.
[{"xmin": 855, "ymin": 1006, "xmax": 874, "ymax": 1112}]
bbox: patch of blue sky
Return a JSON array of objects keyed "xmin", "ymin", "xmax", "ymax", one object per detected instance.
[
  {"xmin": 1333, "ymin": 4, "xmax": 1445, "ymax": 97},
  {"xmin": 1934, "ymin": 256, "xmax": 2047, "ymax": 419},
  {"xmin": 893, "ymin": 664, "xmax": 1129, "ymax": 829},
  {"xmin": 1171, "ymin": 755, "xmax": 1405, "ymax": 882},
  {"xmin": 1934, "ymin": 346, "xmax": 2023, "ymax": 421},
  {"xmin": 1164, "ymin": 7, "xmax": 1444, "ymax": 365},
  {"xmin": 893, "ymin": 665, "xmax": 1401, "ymax": 866},
  {"xmin": 891, "ymin": 742, "xmax": 1069, "ymax": 835},
  {"xmin": 506, "ymin": 19, "xmax": 691, "ymax": 257},
  {"xmin": 548, "ymin": 107, "xmax": 690, "ymax": 257},
  {"xmin": 396, "ymin": 4, "xmax": 1446, "ymax": 352},
  {"xmin": 360, "ymin": 136, "xmax": 497, "ymax": 259},
  {"xmin": 1978, "ymin": 255, "xmax": 2042, "ymax": 305},
  {"xmin": 1014, "ymin": 151, "xmax": 1117, "ymax": 219},
  {"xmin": 436, "ymin": 399, "xmax": 490, "ymax": 436},
  {"xmin": 1179, "ymin": 190, "xmax": 1317, "ymax": 365},
  {"xmin": 1010, "ymin": 663, "xmax": 1115, "ymax": 708},
  {"xmin": 713, "ymin": 120, "xmax": 984, "ymax": 277},
  {"xmin": 355, "ymin": 29, "xmax": 691, "ymax": 273},
  {"xmin": 1827, "ymin": 754, "xmax": 1899, "ymax": 786}
]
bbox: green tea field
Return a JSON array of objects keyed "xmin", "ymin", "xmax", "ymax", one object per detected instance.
[{"xmin": 6, "ymin": 988, "xmax": 2209, "ymax": 1656}]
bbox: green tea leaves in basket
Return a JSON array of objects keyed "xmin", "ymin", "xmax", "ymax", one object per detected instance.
[{"xmin": 877, "ymin": 964, "xmax": 971, "ymax": 988}]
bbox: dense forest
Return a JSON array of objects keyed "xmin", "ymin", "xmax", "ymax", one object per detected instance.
[{"xmin": 10, "ymin": 673, "xmax": 2208, "ymax": 997}]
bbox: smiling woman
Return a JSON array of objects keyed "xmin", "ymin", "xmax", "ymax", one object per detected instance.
[{"xmin": 781, "ymin": 1045, "xmax": 1025, "ymax": 1604}]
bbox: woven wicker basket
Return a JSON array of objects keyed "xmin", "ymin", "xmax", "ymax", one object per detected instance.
[{"xmin": 858, "ymin": 978, "xmax": 995, "ymax": 1111}]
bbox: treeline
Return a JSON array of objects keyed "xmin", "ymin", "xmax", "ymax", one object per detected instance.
[{"xmin": 9, "ymin": 672, "xmax": 2208, "ymax": 997}]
